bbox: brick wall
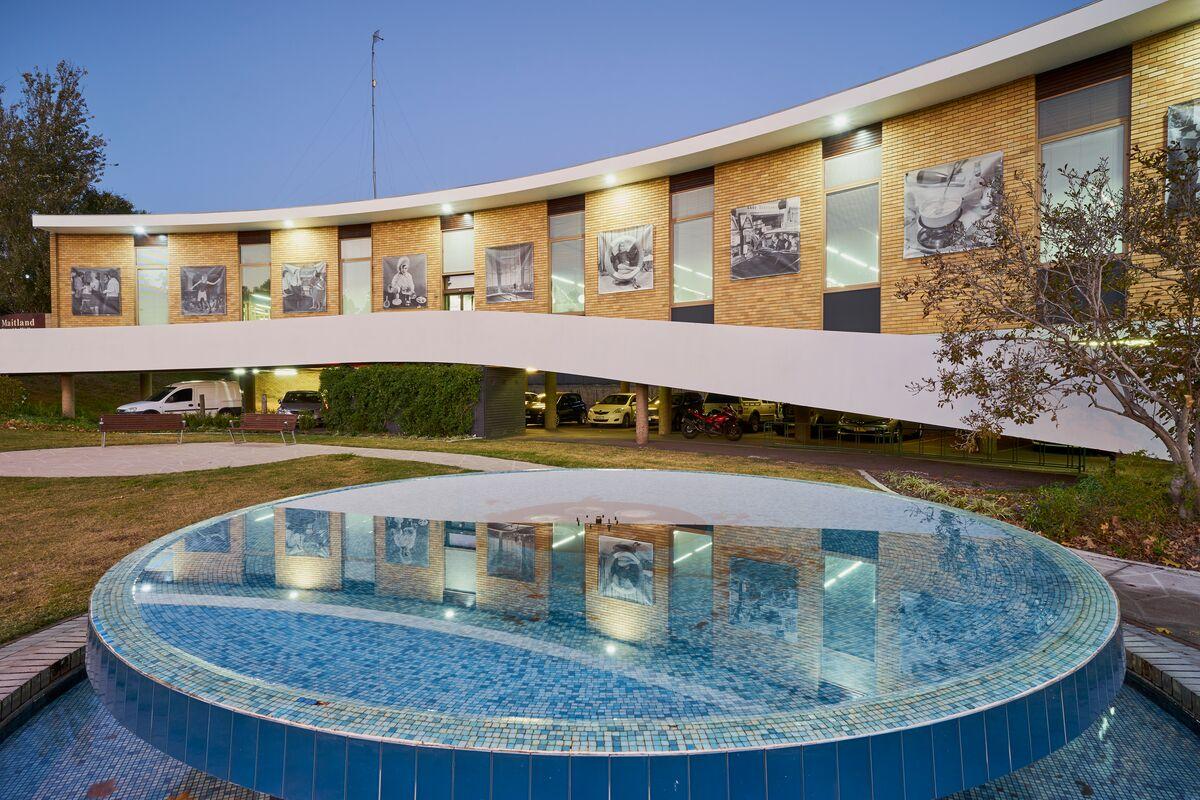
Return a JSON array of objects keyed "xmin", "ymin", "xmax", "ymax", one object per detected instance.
[
  {"xmin": 474, "ymin": 202, "xmax": 550, "ymax": 314},
  {"xmin": 880, "ymin": 77, "xmax": 1038, "ymax": 335},
  {"xmin": 584, "ymin": 178, "xmax": 671, "ymax": 320},
  {"xmin": 271, "ymin": 226, "xmax": 340, "ymax": 318},
  {"xmin": 371, "ymin": 217, "xmax": 443, "ymax": 312},
  {"xmin": 714, "ymin": 141, "xmax": 823, "ymax": 328},
  {"xmin": 1131, "ymin": 20, "xmax": 1200, "ymax": 153},
  {"xmin": 167, "ymin": 232, "xmax": 240, "ymax": 324},
  {"xmin": 56, "ymin": 234, "xmax": 135, "ymax": 327}
]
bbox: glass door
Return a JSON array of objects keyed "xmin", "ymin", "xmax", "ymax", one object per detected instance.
[{"xmin": 136, "ymin": 268, "xmax": 169, "ymax": 325}]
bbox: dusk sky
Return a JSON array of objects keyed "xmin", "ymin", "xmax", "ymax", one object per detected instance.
[{"xmin": 3, "ymin": 0, "xmax": 1083, "ymax": 214}]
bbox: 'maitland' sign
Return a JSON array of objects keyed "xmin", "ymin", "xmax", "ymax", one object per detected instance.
[{"xmin": 0, "ymin": 314, "xmax": 45, "ymax": 330}]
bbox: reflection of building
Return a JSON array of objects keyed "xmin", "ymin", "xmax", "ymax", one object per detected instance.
[
  {"xmin": 476, "ymin": 522, "xmax": 551, "ymax": 619},
  {"xmin": 584, "ymin": 524, "xmax": 670, "ymax": 643},
  {"xmin": 273, "ymin": 507, "xmax": 342, "ymax": 590},
  {"xmin": 375, "ymin": 517, "xmax": 444, "ymax": 602},
  {"xmin": 172, "ymin": 515, "xmax": 245, "ymax": 584}
]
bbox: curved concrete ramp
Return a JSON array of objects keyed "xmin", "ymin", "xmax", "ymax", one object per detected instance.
[{"xmin": 0, "ymin": 311, "xmax": 1160, "ymax": 455}]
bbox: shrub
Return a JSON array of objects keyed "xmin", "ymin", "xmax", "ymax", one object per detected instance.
[
  {"xmin": 0, "ymin": 376, "xmax": 27, "ymax": 415},
  {"xmin": 881, "ymin": 471, "xmax": 1016, "ymax": 521},
  {"xmin": 320, "ymin": 364, "xmax": 481, "ymax": 437},
  {"xmin": 1025, "ymin": 465, "xmax": 1171, "ymax": 540},
  {"xmin": 296, "ymin": 411, "xmax": 319, "ymax": 431},
  {"xmin": 180, "ymin": 411, "xmax": 238, "ymax": 432}
]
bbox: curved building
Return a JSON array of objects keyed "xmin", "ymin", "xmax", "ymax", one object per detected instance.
[{"xmin": 8, "ymin": 0, "xmax": 1200, "ymax": 455}]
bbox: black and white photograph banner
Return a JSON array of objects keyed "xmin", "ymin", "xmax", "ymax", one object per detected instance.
[
  {"xmin": 903, "ymin": 150, "xmax": 1003, "ymax": 259},
  {"xmin": 284, "ymin": 509, "xmax": 331, "ymax": 559},
  {"xmin": 598, "ymin": 535, "xmax": 654, "ymax": 605},
  {"xmin": 70, "ymin": 267, "xmax": 121, "ymax": 316},
  {"xmin": 180, "ymin": 266, "xmax": 227, "ymax": 316},
  {"xmin": 384, "ymin": 517, "xmax": 430, "ymax": 566},
  {"xmin": 1167, "ymin": 99, "xmax": 1200, "ymax": 210},
  {"xmin": 730, "ymin": 198, "xmax": 801, "ymax": 280},
  {"xmin": 597, "ymin": 224, "xmax": 654, "ymax": 294},
  {"xmin": 486, "ymin": 523, "xmax": 535, "ymax": 582},
  {"xmin": 485, "ymin": 242, "xmax": 535, "ymax": 303},
  {"xmin": 382, "ymin": 254, "xmax": 428, "ymax": 308},
  {"xmin": 282, "ymin": 261, "xmax": 328, "ymax": 313}
]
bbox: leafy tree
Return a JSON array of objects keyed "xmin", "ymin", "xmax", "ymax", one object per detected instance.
[
  {"xmin": 0, "ymin": 62, "xmax": 135, "ymax": 314},
  {"xmin": 898, "ymin": 145, "xmax": 1200, "ymax": 518}
]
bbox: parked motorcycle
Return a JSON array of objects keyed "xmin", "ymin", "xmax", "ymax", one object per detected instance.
[{"xmin": 680, "ymin": 405, "xmax": 743, "ymax": 442}]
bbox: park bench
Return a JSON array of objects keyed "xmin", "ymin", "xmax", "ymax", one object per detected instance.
[
  {"xmin": 229, "ymin": 413, "xmax": 298, "ymax": 445},
  {"xmin": 98, "ymin": 413, "xmax": 186, "ymax": 447}
]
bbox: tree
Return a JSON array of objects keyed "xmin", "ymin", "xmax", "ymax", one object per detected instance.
[
  {"xmin": 896, "ymin": 145, "xmax": 1200, "ymax": 518},
  {"xmin": 0, "ymin": 62, "xmax": 135, "ymax": 314}
]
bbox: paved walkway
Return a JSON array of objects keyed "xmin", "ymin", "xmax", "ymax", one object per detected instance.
[
  {"xmin": 0, "ymin": 615, "xmax": 87, "ymax": 736},
  {"xmin": 0, "ymin": 442, "xmax": 545, "ymax": 477},
  {"xmin": 1074, "ymin": 550, "xmax": 1200, "ymax": 649}
]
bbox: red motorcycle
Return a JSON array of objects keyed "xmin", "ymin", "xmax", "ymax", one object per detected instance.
[{"xmin": 680, "ymin": 405, "xmax": 743, "ymax": 442}]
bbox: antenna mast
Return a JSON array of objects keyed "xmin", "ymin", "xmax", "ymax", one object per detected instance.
[{"xmin": 371, "ymin": 29, "xmax": 384, "ymax": 199}]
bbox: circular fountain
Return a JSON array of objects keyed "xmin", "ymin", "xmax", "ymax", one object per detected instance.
[{"xmin": 87, "ymin": 470, "xmax": 1122, "ymax": 800}]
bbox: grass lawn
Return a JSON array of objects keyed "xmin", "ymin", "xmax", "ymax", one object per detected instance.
[{"xmin": 0, "ymin": 454, "xmax": 463, "ymax": 645}]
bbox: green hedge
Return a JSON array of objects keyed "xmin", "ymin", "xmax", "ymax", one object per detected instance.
[
  {"xmin": 0, "ymin": 376, "xmax": 27, "ymax": 415},
  {"xmin": 320, "ymin": 364, "xmax": 481, "ymax": 436}
]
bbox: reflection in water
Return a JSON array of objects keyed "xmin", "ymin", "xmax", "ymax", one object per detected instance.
[{"xmin": 134, "ymin": 502, "xmax": 1077, "ymax": 719}]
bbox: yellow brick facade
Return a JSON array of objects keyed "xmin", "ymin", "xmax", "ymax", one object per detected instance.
[
  {"xmin": 45, "ymin": 23, "xmax": 1200, "ymax": 338},
  {"xmin": 167, "ymin": 232, "xmax": 240, "ymax": 324},
  {"xmin": 271, "ymin": 226, "xmax": 340, "ymax": 318},
  {"xmin": 474, "ymin": 202, "xmax": 550, "ymax": 314},
  {"xmin": 880, "ymin": 77, "xmax": 1039, "ymax": 334},
  {"xmin": 714, "ymin": 141, "xmax": 824, "ymax": 329},
  {"xmin": 371, "ymin": 217, "xmax": 443, "ymax": 312}
]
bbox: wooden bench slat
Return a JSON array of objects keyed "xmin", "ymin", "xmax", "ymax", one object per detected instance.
[
  {"xmin": 98, "ymin": 413, "xmax": 186, "ymax": 446},
  {"xmin": 229, "ymin": 413, "xmax": 298, "ymax": 444}
]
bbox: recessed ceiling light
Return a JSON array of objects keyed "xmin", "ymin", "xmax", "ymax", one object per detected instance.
[
  {"xmin": 604, "ymin": 174, "xmax": 617, "ymax": 186},
  {"xmin": 133, "ymin": 226, "xmax": 146, "ymax": 235},
  {"xmin": 832, "ymin": 114, "xmax": 849, "ymax": 131},
  {"xmin": 441, "ymin": 203, "xmax": 453, "ymax": 214},
  {"xmin": 283, "ymin": 219, "xmax": 295, "ymax": 228}
]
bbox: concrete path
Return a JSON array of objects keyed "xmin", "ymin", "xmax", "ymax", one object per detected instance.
[
  {"xmin": 0, "ymin": 442, "xmax": 545, "ymax": 477},
  {"xmin": 1075, "ymin": 549, "xmax": 1200, "ymax": 649},
  {"xmin": 0, "ymin": 615, "xmax": 87, "ymax": 737}
]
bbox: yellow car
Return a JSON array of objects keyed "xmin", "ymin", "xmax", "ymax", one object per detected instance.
[{"xmin": 587, "ymin": 393, "xmax": 638, "ymax": 427}]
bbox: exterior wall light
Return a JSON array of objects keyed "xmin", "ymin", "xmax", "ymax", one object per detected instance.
[
  {"xmin": 233, "ymin": 368, "xmax": 247, "ymax": 376},
  {"xmin": 525, "ymin": 367, "xmax": 538, "ymax": 374},
  {"xmin": 283, "ymin": 220, "xmax": 295, "ymax": 228},
  {"xmin": 832, "ymin": 114, "xmax": 849, "ymax": 131},
  {"xmin": 133, "ymin": 226, "xmax": 146, "ymax": 235},
  {"xmin": 441, "ymin": 203, "xmax": 453, "ymax": 214},
  {"xmin": 604, "ymin": 174, "xmax": 617, "ymax": 186}
]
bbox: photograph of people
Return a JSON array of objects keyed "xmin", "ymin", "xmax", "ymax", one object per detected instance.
[
  {"xmin": 598, "ymin": 535, "xmax": 654, "ymax": 605},
  {"xmin": 730, "ymin": 198, "xmax": 801, "ymax": 280},
  {"xmin": 282, "ymin": 262, "xmax": 328, "ymax": 313},
  {"xmin": 384, "ymin": 517, "xmax": 430, "ymax": 566},
  {"xmin": 1167, "ymin": 98, "xmax": 1200, "ymax": 210},
  {"xmin": 486, "ymin": 523, "xmax": 535, "ymax": 582},
  {"xmin": 181, "ymin": 266, "xmax": 227, "ymax": 316},
  {"xmin": 597, "ymin": 224, "xmax": 654, "ymax": 294},
  {"xmin": 728, "ymin": 557, "xmax": 799, "ymax": 642},
  {"xmin": 903, "ymin": 150, "xmax": 1003, "ymax": 258},
  {"xmin": 70, "ymin": 267, "xmax": 121, "ymax": 316},
  {"xmin": 485, "ymin": 243, "xmax": 535, "ymax": 302},
  {"xmin": 382, "ymin": 254, "xmax": 428, "ymax": 308}
]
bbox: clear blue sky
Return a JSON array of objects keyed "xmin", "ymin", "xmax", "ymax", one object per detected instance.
[{"xmin": 2, "ymin": 0, "xmax": 1083, "ymax": 213}]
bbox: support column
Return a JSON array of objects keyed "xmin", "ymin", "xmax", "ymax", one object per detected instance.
[
  {"xmin": 60, "ymin": 374, "xmax": 76, "ymax": 419},
  {"xmin": 619, "ymin": 381, "xmax": 630, "ymax": 393},
  {"xmin": 657, "ymin": 386, "xmax": 672, "ymax": 435},
  {"xmin": 793, "ymin": 405, "xmax": 811, "ymax": 442},
  {"xmin": 139, "ymin": 372, "xmax": 153, "ymax": 400},
  {"xmin": 240, "ymin": 371, "xmax": 256, "ymax": 412},
  {"xmin": 543, "ymin": 371, "xmax": 558, "ymax": 431},
  {"xmin": 634, "ymin": 384, "xmax": 649, "ymax": 446}
]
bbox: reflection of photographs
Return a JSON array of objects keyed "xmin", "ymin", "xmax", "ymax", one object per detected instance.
[
  {"xmin": 185, "ymin": 519, "xmax": 231, "ymax": 553},
  {"xmin": 282, "ymin": 262, "xmax": 327, "ymax": 313},
  {"xmin": 730, "ymin": 198, "xmax": 800, "ymax": 280},
  {"xmin": 1167, "ymin": 99, "xmax": 1200, "ymax": 211},
  {"xmin": 728, "ymin": 557, "xmax": 798, "ymax": 642},
  {"xmin": 597, "ymin": 224, "xmax": 654, "ymax": 294},
  {"xmin": 444, "ymin": 521, "xmax": 478, "ymax": 549},
  {"xmin": 903, "ymin": 150, "xmax": 1003, "ymax": 258},
  {"xmin": 486, "ymin": 523, "xmax": 535, "ymax": 582},
  {"xmin": 485, "ymin": 243, "xmax": 535, "ymax": 302},
  {"xmin": 70, "ymin": 267, "xmax": 121, "ymax": 316},
  {"xmin": 384, "ymin": 517, "xmax": 429, "ymax": 566},
  {"xmin": 285, "ymin": 509, "xmax": 330, "ymax": 558},
  {"xmin": 382, "ymin": 254, "xmax": 428, "ymax": 309},
  {"xmin": 180, "ymin": 266, "xmax": 227, "ymax": 316},
  {"xmin": 598, "ymin": 535, "xmax": 654, "ymax": 605}
]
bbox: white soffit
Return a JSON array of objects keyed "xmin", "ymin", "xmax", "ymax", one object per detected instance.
[{"xmin": 32, "ymin": 0, "xmax": 1198, "ymax": 235}]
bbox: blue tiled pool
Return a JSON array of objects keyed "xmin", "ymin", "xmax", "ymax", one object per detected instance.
[{"xmin": 85, "ymin": 470, "xmax": 1125, "ymax": 800}]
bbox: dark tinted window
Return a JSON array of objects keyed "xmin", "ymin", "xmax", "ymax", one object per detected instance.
[
  {"xmin": 168, "ymin": 388, "xmax": 193, "ymax": 402},
  {"xmin": 706, "ymin": 393, "xmax": 738, "ymax": 404},
  {"xmin": 282, "ymin": 391, "xmax": 321, "ymax": 403}
]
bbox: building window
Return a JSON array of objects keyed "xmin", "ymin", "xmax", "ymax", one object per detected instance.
[
  {"xmin": 340, "ymin": 237, "xmax": 372, "ymax": 315},
  {"xmin": 549, "ymin": 210, "xmax": 584, "ymax": 313},
  {"xmin": 442, "ymin": 227, "xmax": 474, "ymax": 275},
  {"xmin": 1038, "ymin": 76, "xmax": 1130, "ymax": 231},
  {"xmin": 671, "ymin": 186, "xmax": 714, "ymax": 304},
  {"xmin": 823, "ymin": 146, "xmax": 881, "ymax": 289},
  {"xmin": 443, "ymin": 273, "xmax": 474, "ymax": 311},
  {"xmin": 239, "ymin": 242, "xmax": 271, "ymax": 320},
  {"xmin": 134, "ymin": 234, "xmax": 168, "ymax": 325}
]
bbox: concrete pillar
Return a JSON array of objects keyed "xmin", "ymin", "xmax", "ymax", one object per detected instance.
[
  {"xmin": 634, "ymin": 384, "xmax": 649, "ymax": 446},
  {"xmin": 60, "ymin": 374, "xmax": 75, "ymax": 419},
  {"xmin": 543, "ymin": 371, "xmax": 558, "ymax": 431},
  {"xmin": 793, "ymin": 405, "xmax": 811, "ymax": 442},
  {"xmin": 240, "ymin": 372, "xmax": 256, "ymax": 412},
  {"xmin": 657, "ymin": 386, "xmax": 672, "ymax": 435},
  {"xmin": 619, "ymin": 381, "xmax": 630, "ymax": 393},
  {"xmin": 139, "ymin": 372, "xmax": 153, "ymax": 400}
]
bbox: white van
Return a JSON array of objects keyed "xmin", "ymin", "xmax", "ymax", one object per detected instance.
[{"xmin": 116, "ymin": 380, "xmax": 243, "ymax": 415}]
